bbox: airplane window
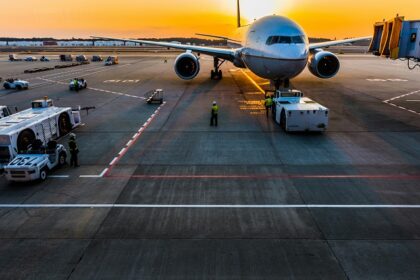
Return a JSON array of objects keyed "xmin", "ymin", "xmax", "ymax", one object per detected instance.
[{"xmin": 266, "ymin": 35, "xmax": 305, "ymax": 45}]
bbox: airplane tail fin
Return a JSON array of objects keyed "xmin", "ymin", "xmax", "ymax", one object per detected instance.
[{"xmin": 237, "ymin": 0, "xmax": 241, "ymax": 28}]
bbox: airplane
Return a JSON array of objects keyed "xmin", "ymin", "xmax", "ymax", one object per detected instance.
[{"xmin": 93, "ymin": 0, "xmax": 371, "ymax": 90}]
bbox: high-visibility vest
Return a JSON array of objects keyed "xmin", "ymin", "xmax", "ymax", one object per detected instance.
[
  {"xmin": 265, "ymin": 98, "xmax": 273, "ymax": 106},
  {"xmin": 212, "ymin": 105, "xmax": 219, "ymax": 114}
]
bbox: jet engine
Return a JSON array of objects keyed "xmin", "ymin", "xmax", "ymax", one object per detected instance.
[
  {"xmin": 308, "ymin": 51, "xmax": 340, "ymax": 79},
  {"xmin": 174, "ymin": 52, "xmax": 200, "ymax": 80}
]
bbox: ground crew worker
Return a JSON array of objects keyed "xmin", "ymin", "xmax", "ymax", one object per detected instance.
[
  {"xmin": 73, "ymin": 78, "xmax": 79, "ymax": 92},
  {"xmin": 68, "ymin": 133, "xmax": 79, "ymax": 167},
  {"xmin": 210, "ymin": 101, "xmax": 219, "ymax": 127},
  {"xmin": 264, "ymin": 94, "xmax": 273, "ymax": 117}
]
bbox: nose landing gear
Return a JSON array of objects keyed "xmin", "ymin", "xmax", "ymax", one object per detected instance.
[
  {"xmin": 273, "ymin": 79, "xmax": 290, "ymax": 90},
  {"xmin": 210, "ymin": 57, "xmax": 225, "ymax": 80}
]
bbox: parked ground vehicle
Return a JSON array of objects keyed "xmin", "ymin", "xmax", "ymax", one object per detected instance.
[
  {"xmin": 9, "ymin": 54, "xmax": 22, "ymax": 61},
  {"xmin": 69, "ymin": 78, "xmax": 87, "ymax": 90},
  {"xmin": 76, "ymin": 55, "xmax": 88, "ymax": 62},
  {"xmin": 4, "ymin": 141, "xmax": 67, "ymax": 182},
  {"xmin": 25, "ymin": 56, "xmax": 37, "ymax": 61},
  {"xmin": 92, "ymin": 55, "xmax": 103, "ymax": 62},
  {"xmin": 3, "ymin": 78, "xmax": 29, "ymax": 90},
  {"xmin": 105, "ymin": 56, "xmax": 119, "ymax": 65},
  {"xmin": 40, "ymin": 56, "xmax": 50, "ymax": 62},
  {"xmin": 0, "ymin": 98, "xmax": 81, "ymax": 169},
  {"xmin": 60, "ymin": 54, "xmax": 74, "ymax": 62},
  {"xmin": 272, "ymin": 89, "xmax": 329, "ymax": 132}
]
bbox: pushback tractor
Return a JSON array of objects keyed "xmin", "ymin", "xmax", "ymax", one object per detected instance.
[
  {"xmin": 0, "ymin": 98, "xmax": 81, "ymax": 169},
  {"xmin": 272, "ymin": 89, "xmax": 329, "ymax": 132}
]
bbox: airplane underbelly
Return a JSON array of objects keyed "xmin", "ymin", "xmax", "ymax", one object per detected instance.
[{"xmin": 244, "ymin": 55, "xmax": 307, "ymax": 80}]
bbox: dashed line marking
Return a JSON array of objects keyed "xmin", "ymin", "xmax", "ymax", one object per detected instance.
[
  {"xmin": 109, "ymin": 157, "xmax": 118, "ymax": 166},
  {"xmin": 104, "ymin": 102, "xmax": 167, "ymax": 177},
  {"xmin": 383, "ymin": 89, "xmax": 420, "ymax": 116}
]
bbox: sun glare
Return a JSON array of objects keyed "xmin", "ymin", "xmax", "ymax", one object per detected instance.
[{"xmin": 240, "ymin": 0, "xmax": 288, "ymax": 22}]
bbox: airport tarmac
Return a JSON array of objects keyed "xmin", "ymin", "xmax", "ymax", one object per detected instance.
[{"xmin": 0, "ymin": 53, "xmax": 419, "ymax": 279}]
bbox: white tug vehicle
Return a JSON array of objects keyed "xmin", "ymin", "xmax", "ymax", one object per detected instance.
[
  {"xmin": 4, "ymin": 141, "xmax": 67, "ymax": 182},
  {"xmin": 272, "ymin": 89, "xmax": 329, "ymax": 132},
  {"xmin": 0, "ymin": 97, "xmax": 81, "ymax": 169}
]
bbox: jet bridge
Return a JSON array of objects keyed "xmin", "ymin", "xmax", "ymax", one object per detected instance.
[{"xmin": 369, "ymin": 16, "xmax": 420, "ymax": 69}]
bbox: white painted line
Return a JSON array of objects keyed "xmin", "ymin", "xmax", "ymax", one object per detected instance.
[
  {"xmin": 1, "ymin": 204, "xmax": 420, "ymax": 209},
  {"xmin": 132, "ymin": 133, "xmax": 139, "ymax": 139},
  {"xmin": 383, "ymin": 89, "xmax": 420, "ymax": 116},
  {"xmin": 126, "ymin": 140, "xmax": 133, "ymax": 147},
  {"xmin": 406, "ymin": 100, "xmax": 420, "ymax": 102},
  {"xmin": 109, "ymin": 157, "xmax": 118, "ymax": 166},
  {"xmin": 79, "ymin": 175, "xmax": 102, "ymax": 178},
  {"xmin": 49, "ymin": 175, "xmax": 70, "ymax": 178},
  {"xmin": 99, "ymin": 168, "xmax": 109, "ymax": 177},
  {"xmin": 384, "ymin": 89, "xmax": 420, "ymax": 103}
]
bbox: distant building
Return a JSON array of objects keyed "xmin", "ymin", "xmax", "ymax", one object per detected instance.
[
  {"xmin": 43, "ymin": 41, "xmax": 58, "ymax": 46},
  {"xmin": 57, "ymin": 41, "xmax": 93, "ymax": 47},
  {"xmin": 7, "ymin": 41, "xmax": 43, "ymax": 47}
]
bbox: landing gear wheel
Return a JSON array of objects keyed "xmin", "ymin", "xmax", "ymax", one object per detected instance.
[
  {"xmin": 280, "ymin": 110, "xmax": 286, "ymax": 131},
  {"xmin": 210, "ymin": 58, "xmax": 225, "ymax": 80},
  {"xmin": 40, "ymin": 168, "xmax": 48, "ymax": 181},
  {"xmin": 58, "ymin": 113, "xmax": 71, "ymax": 136},
  {"xmin": 58, "ymin": 152, "xmax": 67, "ymax": 166}
]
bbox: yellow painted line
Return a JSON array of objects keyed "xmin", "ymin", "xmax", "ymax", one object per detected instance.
[{"xmin": 240, "ymin": 69, "xmax": 265, "ymax": 94}]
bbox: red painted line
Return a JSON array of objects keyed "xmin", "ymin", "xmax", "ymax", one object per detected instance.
[
  {"xmin": 105, "ymin": 174, "xmax": 420, "ymax": 180},
  {"xmin": 104, "ymin": 102, "xmax": 166, "ymax": 177}
]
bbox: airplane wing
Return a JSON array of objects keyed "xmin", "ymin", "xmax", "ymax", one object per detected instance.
[
  {"xmin": 91, "ymin": 36, "xmax": 237, "ymax": 61},
  {"xmin": 309, "ymin": 36, "xmax": 372, "ymax": 50},
  {"xmin": 195, "ymin": 33, "xmax": 242, "ymax": 43}
]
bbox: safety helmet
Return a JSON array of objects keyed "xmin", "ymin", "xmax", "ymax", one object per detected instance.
[
  {"xmin": 213, "ymin": 101, "xmax": 217, "ymax": 105},
  {"xmin": 69, "ymin": 133, "xmax": 76, "ymax": 139}
]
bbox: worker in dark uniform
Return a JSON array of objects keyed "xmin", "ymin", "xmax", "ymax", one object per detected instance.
[
  {"xmin": 210, "ymin": 101, "xmax": 219, "ymax": 127},
  {"xmin": 264, "ymin": 94, "xmax": 273, "ymax": 118},
  {"xmin": 68, "ymin": 133, "xmax": 79, "ymax": 167}
]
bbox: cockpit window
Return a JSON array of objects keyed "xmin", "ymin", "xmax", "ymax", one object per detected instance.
[{"xmin": 266, "ymin": 35, "xmax": 306, "ymax": 45}]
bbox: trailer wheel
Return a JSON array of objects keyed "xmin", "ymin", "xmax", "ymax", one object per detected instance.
[
  {"xmin": 58, "ymin": 152, "xmax": 67, "ymax": 166},
  {"xmin": 280, "ymin": 110, "xmax": 286, "ymax": 131},
  {"xmin": 17, "ymin": 129, "xmax": 36, "ymax": 152},
  {"xmin": 58, "ymin": 113, "xmax": 71, "ymax": 136},
  {"xmin": 40, "ymin": 167, "xmax": 48, "ymax": 181},
  {"xmin": 16, "ymin": 85, "xmax": 22, "ymax": 90},
  {"xmin": 4, "ymin": 83, "xmax": 10, "ymax": 89}
]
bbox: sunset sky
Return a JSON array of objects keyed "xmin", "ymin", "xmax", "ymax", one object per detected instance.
[{"xmin": 0, "ymin": 0, "xmax": 418, "ymax": 39}]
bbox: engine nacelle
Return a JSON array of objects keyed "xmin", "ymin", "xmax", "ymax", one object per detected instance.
[
  {"xmin": 174, "ymin": 52, "xmax": 200, "ymax": 80},
  {"xmin": 308, "ymin": 51, "xmax": 340, "ymax": 79}
]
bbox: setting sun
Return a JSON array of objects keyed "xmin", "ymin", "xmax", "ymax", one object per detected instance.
[{"xmin": 0, "ymin": 0, "xmax": 418, "ymax": 39}]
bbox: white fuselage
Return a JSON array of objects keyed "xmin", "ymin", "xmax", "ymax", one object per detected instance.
[{"xmin": 239, "ymin": 15, "xmax": 309, "ymax": 80}]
